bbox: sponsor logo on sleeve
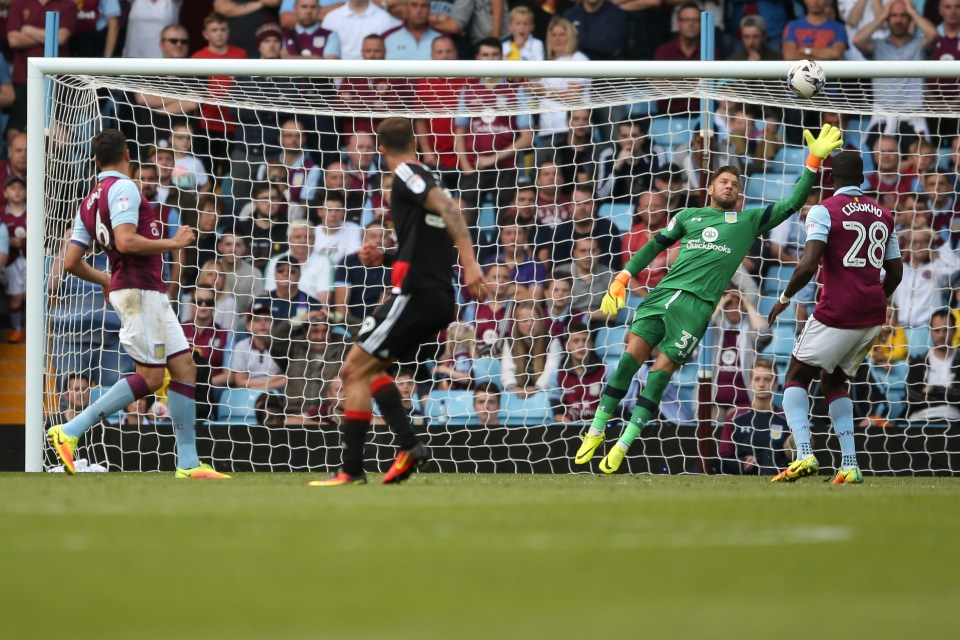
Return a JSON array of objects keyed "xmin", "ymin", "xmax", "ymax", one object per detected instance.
[
  {"xmin": 666, "ymin": 217, "xmax": 677, "ymax": 232},
  {"xmin": 396, "ymin": 163, "xmax": 426, "ymax": 194},
  {"xmin": 115, "ymin": 195, "xmax": 130, "ymax": 212}
]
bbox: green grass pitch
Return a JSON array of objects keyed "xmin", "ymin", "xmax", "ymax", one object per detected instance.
[{"xmin": 1, "ymin": 473, "xmax": 957, "ymax": 639}]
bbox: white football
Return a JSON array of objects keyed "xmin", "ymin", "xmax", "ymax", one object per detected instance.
[{"xmin": 787, "ymin": 59, "xmax": 826, "ymax": 99}]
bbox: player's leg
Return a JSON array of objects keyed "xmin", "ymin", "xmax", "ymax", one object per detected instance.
[
  {"xmin": 166, "ymin": 349, "xmax": 230, "ymax": 479},
  {"xmin": 824, "ymin": 328, "xmax": 878, "ymax": 485},
  {"xmin": 372, "ymin": 368, "xmax": 432, "ymax": 484},
  {"xmin": 772, "ymin": 356, "xmax": 822, "ymax": 482}
]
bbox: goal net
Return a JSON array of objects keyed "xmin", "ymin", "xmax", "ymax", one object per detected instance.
[{"xmin": 28, "ymin": 60, "xmax": 960, "ymax": 475}]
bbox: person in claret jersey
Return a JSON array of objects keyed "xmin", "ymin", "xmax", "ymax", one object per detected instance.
[{"xmin": 552, "ymin": 321, "xmax": 606, "ymax": 424}]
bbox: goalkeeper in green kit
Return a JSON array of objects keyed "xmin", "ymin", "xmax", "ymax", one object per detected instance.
[{"xmin": 576, "ymin": 124, "xmax": 843, "ymax": 473}]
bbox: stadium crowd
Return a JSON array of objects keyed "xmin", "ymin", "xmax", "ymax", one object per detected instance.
[{"xmin": 3, "ymin": 0, "xmax": 960, "ymax": 474}]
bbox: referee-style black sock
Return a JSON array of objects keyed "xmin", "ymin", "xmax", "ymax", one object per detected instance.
[
  {"xmin": 371, "ymin": 376, "xmax": 419, "ymax": 450},
  {"xmin": 341, "ymin": 411, "xmax": 371, "ymax": 477}
]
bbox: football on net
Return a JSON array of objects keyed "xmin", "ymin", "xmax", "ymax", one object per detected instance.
[{"xmin": 787, "ymin": 59, "xmax": 826, "ymax": 99}]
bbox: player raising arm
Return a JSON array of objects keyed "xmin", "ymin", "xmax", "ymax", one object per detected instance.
[
  {"xmin": 47, "ymin": 129, "xmax": 229, "ymax": 479},
  {"xmin": 767, "ymin": 151, "xmax": 902, "ymax": 485},
  {"xmin": 575, "ymin": 124, "xmax": 844, "ymax": 474},
  {"xmin": 309, "ymin": 117, "xmax": 488, "ymax": 487}
]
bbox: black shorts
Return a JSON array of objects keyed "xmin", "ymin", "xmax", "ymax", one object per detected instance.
[{"xmin": 356, "ymin": 288, "xmax": 455, "ymax": 361}]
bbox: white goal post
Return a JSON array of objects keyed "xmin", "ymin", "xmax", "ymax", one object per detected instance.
[{"xmin": 25, "ymin": 59, "xmax": 960, "ymax": 474}]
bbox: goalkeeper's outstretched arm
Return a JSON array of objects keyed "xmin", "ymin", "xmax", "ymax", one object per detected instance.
[{"xmin": 599, "ymin": 232, "xmax": 677, "ymax": 316}]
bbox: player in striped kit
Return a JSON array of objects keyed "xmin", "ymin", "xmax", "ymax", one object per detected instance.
[
  {"xmin": 47, "ymin": 129, "xmax": 228, "ymax": 478},
  {"xmin": 768, "ymin": 151, "xmax": 903, "ymax": 484}
]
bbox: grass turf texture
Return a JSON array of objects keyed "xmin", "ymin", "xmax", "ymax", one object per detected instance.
[{"xmin": 1, "ymin": 474, "xmax": 957, "ymax": 639}]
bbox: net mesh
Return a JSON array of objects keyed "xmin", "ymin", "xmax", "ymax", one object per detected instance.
[{"xmin": 39, "ymin": 68, "xmax": 960, "ymax": 475}]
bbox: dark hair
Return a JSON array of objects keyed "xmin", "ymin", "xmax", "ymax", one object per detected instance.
[
  {"xmin": 323, "ymin": 190, "xmax": 346, "ymax": 208},
  {"xmin": 474, "ymin": 382, "xmax": 502, "ymax": 400},
  {"xmin": 930, "ymin": 308, "xmax": 957, "ymax": 332},
  {"xmin": 678, "ymin": 1, "xmax": 702, "ymax": 14},
  {"xmin": 92, "ymin": 128, "xmax": 128, "ymax": 166},
  {"xmin": 475, "ymin": 36, "xmax": 503, "ymax": 56},
  {"xmin": 432, "ymin": 34, "xmax": 456, "ymax": 49},
  {"xmin": 204, "ymin": 12, "xmax": 228, "ymax": 28},
  {"xmin": 377, "ymin": 117, "xmax": 415, "ymax": 154},
  {"xmin": 363, "ymin": 33, "xmax": 385, "ymax": 44},
  {"xmin": 708, "ymin": 165, "xmax": 742, "ymax": 186},
  {"xmin": 831, "ymin": 151, "xmax": 864, "ymax": 188}
]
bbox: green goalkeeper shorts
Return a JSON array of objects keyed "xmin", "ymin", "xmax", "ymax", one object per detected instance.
[{"xmin": 630, "ymin": 288, "xmax": 714, "ymax": 364}]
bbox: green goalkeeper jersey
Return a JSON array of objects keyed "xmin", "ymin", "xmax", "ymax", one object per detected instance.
[{"xmin": 626, "ymin": 168, "xmax": 816, "ymax": 308}]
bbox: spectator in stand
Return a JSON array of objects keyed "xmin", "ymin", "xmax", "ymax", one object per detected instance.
[
  {"xmin": 906, "ymin": 138, "xmax": 939, "ymax": 193},
  {"xmin": 782, "ymin": 0, "xmax": 848, "ymax": 61},
  {"xmin": 340, "ymin": 34, "xmax": 414, "ymax": 135},
  {"xmin": 217, "ymin": 232, "xmax": 266, "ymax": 323},
  {"xmin": 255, "ymin": 118, "xmax": 321, "ymax": 214},
  {"xmin": 473, "ymin": 382, "xmax": 502, "ymax": 427},
  {"xmin": 342, "ymin": 132, "xmax": 379, "ymax": 207},
  {"xmin": 502, "ymin": 5, "xmax": 545, "ymax": 60},
  {"xmin": 838, "ymin": 0, "xmax": 882, "ymax": 61},
  {"xmin": 0, "ymin": 217, "xmax": 9, "ymax": 289},
  {"xmin": 719, "ymin": 360, "xmax": 789, "ymax": 476},
  {"xmin": 281, "ymin": 0, "xmax": 341, "ymax": 58},
  {"xmin": 504, "ymin": 183, "xmax": 538, "ymax": 229},
  {"xmin": 70, "ymin": 0, "xmax": 122, "ymax": 58},
  {"xmin": 726, "ymin": 14, "xmax": 781, "ymax": 61},
  {"xmin": 454, "ymin": 38, "xmax": 533, "ymax": 210},
  {"xmin": 276, "ymin": 313, "xmax": 346, "ymax": 421},
  {"xmin": 527, "ymin": 16, "xmax": 591, "ymax": 148},
  {"xmin": 927, "ymin": 0, "xmax": 960, "ymax": 137},
  {"xmin": 265, "ymin": 222, "xmax": 322, "ymax": 295},
  {"xmin": 597, "ymin": 118, "xmax": 664, "ymax": 202},
  {"xmin": 383, "ymin": 0, "xmax": 440, "ymax": 59},
  {"xmin": 393, "ymin": 368, "xmax": 426, "ymax": 422},
  {"xmin": 444, "ymin": 0, "xmax": 508, "ymax": 45},
  {"xmin": 214, "ymin": 0, "xmax": 283, "ymax": 57},
  {"xmin": 654, "ymin": 2, "xmax": 707, "ymax": 114},
  {"xmin": 225, "ymin": 303, "xmax": 287, "ymax": 391},
  {"xmin": 893, "ymin": 226, "xmax": 960, "ymax": 328},
  {"xmin": 551, "ymin": 321, "xmax": 605, "ymax": 423},
  {"xmin": 169, "ymin": 120, "xmax": 212, "ymax": 193},
  {"xmin": 536, "ymin": 184, "xmax": 621, "ymax": 268},
  {"xmin": 333, "ymin": 221, "xmax": 392, "ymax": 331},
  {"xmin": 540, "ymin": 109, "xmax": 598, "ymax": 188},
  {"xmin": 747, "ymin": 107, "xmax": 785, "ymax": 175},
  {"xmin": 238, "ymin": 182, "xmax": 289, "ymax": 273},
  {"xmin": 6, "ymin": 0, "xmax": 77, "ymax": 139},
  {"xmin": 280, "ymin": 0, "xmax": 344, "ymax": 28},
  {"xmin": 181, "ymin": 287, "xmax": 230, "ymax": 420},
  {"xmin": 175, "ymin": 192, "xmax": 221, "ymax": 292},
  {"xmin": 555, "ymin": 237, "xmax": 613, "ymax": 325},
  {"xmin": 855, "ymin": 0, "xmax": 938, "ymax": 140},
  {"xmin": 474, "ymin": 262, "xmax": 514, "ymax": 356},
  {"xmin": 321, "ymin": 0, "xmax": 400, "ymax": 60},
  {"xmin": 921, "ymin": 171, "xmax": 958, "ymax": 246},
  {"xmin": 415, "ymin": 35, "xmax": 469, "ymax": 190},
  {"xmin": 182, "ymin": 259, "xmax": 239, "ymax": 332},
  {"xmin": 191, "ymin": 12, "xmax": 248, "ymax": 177},
  {"xmin": 257, "ymin": 256, "xmax": 324, "ymax": 324},
  {"xmin": 533, "ymin": 159, "xmax": 572, "ymax": 226},
  {"xmin": 484, "ymin": 221, "xmax": 546, "ymax": 302},
  {"xmin": 875, "ymin": 304, "xmax": 909, "ymax": 363},
  {"xmin": 906, "ymin": 308, "xmax": 960, "ymax": 423},
  {"xmin": 311, "ymin": 190, "xmax": 363, "ymax": 267},
  {"xmin": 0, "ymin": 62, "xmax": 14, "ymax": 135},
  {"xmin": 0, "ymin": 133, "xmax": 26, "ymax": 210},
  {"xmin": 2, "ymin": 174, "xmax": 27, "ymax": 342},
  {"xmin": 542, "ymin": 275, "xmax": 574, "ymax": 343},
  {"xmin": 564, "ymin": 0, "xmax": 625, "ymax": 61},
  {"xmin": 434, "ymin": 321, "xmax": 475, "ymax": 390},
  {"xmin": 500, "ymin": 299, "xmax": 562, "ymax": 397},
  {"xmin": 49, "ymin": 373, "xmax": 93, "ymax": 428},
  {"xmin": 621, "ymin": 189, "xmax": 677, "ymax": 295},
  {"xmin": 868, "ymin": 135, "xmax": 916, "ymax": 211},
  {"xmin": 122, "ymin": 0, "xmax": 180, "ymax": 58}
]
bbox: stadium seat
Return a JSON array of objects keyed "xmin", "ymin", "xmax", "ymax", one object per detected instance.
[
  {"xmin": 217, "ymin": 388, "xmax": 262, "ymax": 425},
  {"xmin": 598, "ymin": 201, "xmax": 635, "ymax": 233},
  {"xmin": 774, "ymin": 146, "xmax": 806, "ymax": 173},
  {"xmin": 649, "ymin": 116, "xmax": 697, "ymax": 148},
  {"xmin": 937, "ymin": 146, "xmax": 953, "ymax": 171},
  {"xmin": 502, "ymin": 391, "xmax": 553, "ymax": 426},
  {"xmin": 761, "ymin": 265, "xmax": 797, "ymax": 295},
  {"xmin": 86, "ymin": 386, "xmax": 122, "ymax": 425},
  {"xmin": 595, "ymin": 325, "xmax": 628, "ymax": 361},
  {"xmin": 472, "ymin": 356, "xmax": 502, "ymax": 385},
  {"xmin": 757, "ymin": 294, "xmax": 797, "ymax": 324},
  {"xmin": 905, "ymin": 326, "xmax": 930, "ymax": 357},
  {"xmin": 760, "ymin": 322, "xmax": 798, "ymax": 358},
  {"xmin": 424, "ymin": 390, "xmax": 475, "ymax": 426}
]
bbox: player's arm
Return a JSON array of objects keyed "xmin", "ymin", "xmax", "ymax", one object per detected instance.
[
  {"xmin": 767, "ymin": 238, "xmax": 825, "ymax": 325},
  {"xmin": 113, "ymin": 224, "xmax": 194, "ymax": 255},
  {"xmin": 63, "ymin": 241, "xmax": 111, "ymax": 289},
  {"xmin": 757, "ymin": 125, "xmax": 843, "ymax": 235},
  {"xmin": 599, "ymin": 214, "xmax": 683, "ymax": 316},
  {"xmin": 881, "ymin": 232, "xmax": 904, "ymax": 298},
  {"xmin": 423, "ymin": 186, "xmax": 489, "ymax": 302}
]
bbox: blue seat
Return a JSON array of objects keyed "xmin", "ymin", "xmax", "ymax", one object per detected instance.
[
  {"xmin": 596, "ymin": 325, "xmax": 627, "ymax": 361},
  {"xmin": 477, "ymin": 203, "xmax": 497, "ymax": 231},
  {"xmin": 774, "ymin": 146, "xmax": 807, "ymax": 173},
  {"xmin": 216, "ymin": 388, "xmax": 262, "ymax": 425},
  {"xmin": 86, "ymin": 386, "xmax": 122, "ymax": 425},
  {"xmin": 502, "ymin": 391, "xmax": 553, "ymax": 426},
  {"xmin": 761, "ymin": 265, "xmax": 797, "ymax": 295},
  {"xmin": 472, "ymin": 356, "xmax": 502, "ymax": 385},
  {"xmin": 423, "ymin": 390, "xmax": 474, "ymax": 426},
  {"xmin": 757, "ymin": 294, "xmax": 797, "ymax": 323},
  {"xmin": 760, "ymin": 322, "xmax": 798, "ymax": 358},
  {"xmin": 904, "ymin": 327, "xmax": 930, "ymax": 357},
  {"xmin": 649, "ymin": 116, "xmax": 697, "ymax": 148},
  {"xmin": 598, "ymin": 201, "xmax": 635, "ymax": 233}
]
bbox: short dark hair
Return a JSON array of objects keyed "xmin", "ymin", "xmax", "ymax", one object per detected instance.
[
  {"xmin": 474, "ymin": 382, "xmax": 502, "ymax": 400},
  {"xmin": 831, "ymin": 151, "xmax": 864, "ymax": 188},
  {"xmin": 709, "ymin": 165, "xmax": 742, "ymax": 186},
  {"xmin": 363, "ymin": 33, "xmax": 385, "ymax": 44},
  {"xmin": 204, "ymin": 12, "xmax": 227, "ymax": 28},
  {"xmin": 323, "ymin": 190, "xmax": 346, "ymax": 208},
  {"xmin": 377, "ymin": 117, "xmax": 415, "ymax": 154},
  {"xmin": 475, "ymin": 36, "xmax": 502, "ymax": 56},
  {"xmin": 930, "ymin": 308, "xmax": 956, "ymax": 332},
  {"xmin": 92, "ymin": 128, "xmax": 128, "ymax": 166}
]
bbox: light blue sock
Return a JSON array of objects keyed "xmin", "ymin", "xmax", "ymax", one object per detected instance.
[
  {"xmin": 61, "ymin": 375, "xmax": 147, "ymax": 439},
  {"xmin": 782, "ymin": 385, "xmax": 813, "ymax": 459},
  {"xmin": 829, "ymin": 396, "xmax": 857, "ymax": 470},
  {"xmin": 168, "ymin": 382, "xmax": 199, "ymax": 470}
]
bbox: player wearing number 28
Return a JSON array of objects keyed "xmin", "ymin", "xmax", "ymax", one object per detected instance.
[
  {"xmin": 575, "ymin": 124, "xmax": 845, "ymax": 474},
  {"xmin": 768, "ymin": 150, "xmax": 902, "ymax": 485},
  {"xmin": 46, "ymin": 129, "xmax": 228, "ymax": 479}
]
